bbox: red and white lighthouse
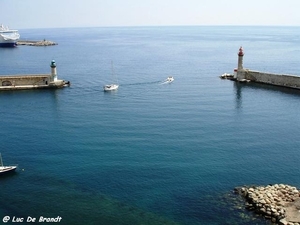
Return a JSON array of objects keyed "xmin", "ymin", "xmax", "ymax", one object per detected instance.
[{"xmin": 237, "ymin": 46, "xmax": 244, "ymax": 71}]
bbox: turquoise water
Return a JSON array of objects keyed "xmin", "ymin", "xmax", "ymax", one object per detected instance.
[{"xmin": 0, "ymin": 26, "xmax": 300, "ymax": 225}]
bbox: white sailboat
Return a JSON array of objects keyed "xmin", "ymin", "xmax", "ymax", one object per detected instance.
[
  {"xmin": 0, "ymin": 153, "xmax": 17, "ymax": 174},
  {"xmin": 103, "ymin": 61, "xmax": 119, "ymax": 91}
]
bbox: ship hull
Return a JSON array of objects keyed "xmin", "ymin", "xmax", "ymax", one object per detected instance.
[
  {"xmin": 0, "ymin": 25, "xmax": 20, "ymax": 48},
  {"xmin": 0, "ymin": 42, "xmax": 17, "ymax": 47}
]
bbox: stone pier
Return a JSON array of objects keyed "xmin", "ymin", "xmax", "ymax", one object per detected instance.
[
  {"xmin": 235, "ymin": 184, "xmax": 300, "ymax": 225},
  {"xmin": 233, "ymin": 47, "xmax": 300, "ymax": 89},
  {"xmin": 0, "ymin": 60, "xmax": 70, "ymax": 91},
  {"xmin": 17, "ymin": 40, "xmax": 57, "ymax": 46}
]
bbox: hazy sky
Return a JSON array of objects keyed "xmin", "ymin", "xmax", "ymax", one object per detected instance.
[{"xmin": 3, "ymin": 0, "xmax": 300, "ymax": 29}]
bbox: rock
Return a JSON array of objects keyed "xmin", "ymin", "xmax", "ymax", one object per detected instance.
[
  {"xmin": 279, "ymin": 218, "xmax": 288, "ymax": 225},
  {"xmin": 235, "ymin": 184, "xmax": 300, "ymax": 224},
  {"xmin": 267, "ymin": 192, "xmax": 273, "ymax": 198},
  {"xmin": 292, "ymin": 190, "xmax": 299, "ymax": 195},
  {"xmin": 34, "ymin": 40, "xmax": 57, "ymax": 46}
]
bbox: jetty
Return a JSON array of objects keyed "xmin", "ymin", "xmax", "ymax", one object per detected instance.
[
  {"xmin": 235, "ymin": 184, "xmax": 300, "ymax": 225},
  {"xmin": 222, "ymin": 47, "xmax": 300, "ymax": 90},
  {"xmin": 17, "ymin": 39, "xmax": 57, "ymax": 46},
  {"xmin": 0, "ymin": 60, "xmax": 70, "ymax": 91}
]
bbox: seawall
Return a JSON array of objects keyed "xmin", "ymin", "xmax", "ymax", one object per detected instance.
[
  {"xmin": 0, "ymin": 74, "xmax": 51, "ymax": 86},
  {"xmin": 233, "ymin": 47, "xmax": 300, "ymax": 90},
  {"xmin": 0, "ymin": 60, "xmax": 70, "ymax": 91},
  {"xmin": 239, "ymin": 70, "xmax": 300, "ymax": 89},
  {"xmin": 235, "ymin": 184, "xmax": 300, "ymax": 225},
  {"xmin": 0, "ymin": 74, "xmax": 67, "ymax": 91}
]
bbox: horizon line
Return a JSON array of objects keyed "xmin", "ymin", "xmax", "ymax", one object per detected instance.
[{"xmin": 18, "ymin": 24, "xmax": 300, "ymax": 30}]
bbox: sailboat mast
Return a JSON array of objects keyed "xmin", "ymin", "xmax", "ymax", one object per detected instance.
[
  {"xmin": 111, "ymin": 61, "xmax": 118, "ymax": 84},
  {"xmin": 0, "ymin": 153, "xmax": 3, "ymax": 167},
  {"xmin": 111, "ymin": 61, "xmax": 114, "ymax": 78}
]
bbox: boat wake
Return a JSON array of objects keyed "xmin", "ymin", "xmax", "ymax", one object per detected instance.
[
  {"xmin": 113, "ymin": 76, "xmax": 174, "ymax": 87},
  {"xmin": 122, "ymin": 81, "xmax": 161, "ymax": 86}
]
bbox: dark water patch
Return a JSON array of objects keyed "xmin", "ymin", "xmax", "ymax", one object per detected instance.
[
  {"xmin": 0, "ymin": 174, "xmax": 180, "ymax": 225},
  {"xmin": 172, "ymin": 189, "xmax": 267, "ymax": 225}
]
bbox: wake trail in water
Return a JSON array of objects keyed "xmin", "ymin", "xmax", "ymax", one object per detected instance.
[
  {"xmin": 159, "ymin": 81, "xmax": 170, "ymax": 85},
  {"xmin": 121, "ymin": 80, "xmax": 164, "ymax": 87}
]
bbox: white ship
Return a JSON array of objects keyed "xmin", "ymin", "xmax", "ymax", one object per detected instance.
[{"xmin": 0, "ymin": 24, "xmax": 20, "ymax": 47}]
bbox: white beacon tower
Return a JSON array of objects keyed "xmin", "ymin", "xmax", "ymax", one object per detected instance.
[{"xmin": 50, "ymin": 60, "xmax": 57, "ymax": 82}]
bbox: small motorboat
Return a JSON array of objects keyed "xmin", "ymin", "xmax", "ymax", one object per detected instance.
[
  {"xmin": 0, "ymin": 153, "xmax": 17, "ymax": 174},
  {"xmin": 220, "ymin": 73, "xmax": 234, "ymax": 79},
  {"xmin": 238, "ymin": 78, "xmax": 251, "ymax": 83},
  {"xmin": 166, "ymin": 76, "xmax": 174, "ymax": 83},
  {"xmin": 103, "ymin": 84, "xmax": 119, "ymax": 91}
]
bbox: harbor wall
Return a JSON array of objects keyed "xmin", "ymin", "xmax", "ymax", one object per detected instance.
[
  {"xmin": 238, "ymin": 70, "xmax": 300, "ymax": 89},
  {"xmin": 0, "ymin": 60, "xmax": 70, "ymax": 91},
  {"xmin": 235, "ymin": 47, "xmax": 300, "ymax": 90},
  {"xmin": 0, "ymin": 74, "xmax": 50, "ymax": 86},
  {"xmin": 0, "ymin": 74, "xmax": 67, "ymax": 91}
]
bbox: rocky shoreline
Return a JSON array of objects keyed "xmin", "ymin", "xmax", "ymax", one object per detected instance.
[
  {"xmin": 17, "ymin": 40, "xmax": 57, "ymax": 46},
  {"xmin": 235, "ymin": 184, "xmax": 300, "ymax": 225}
]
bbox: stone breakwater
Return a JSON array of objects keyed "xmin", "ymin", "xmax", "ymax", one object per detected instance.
[
  {"xmin": 235, "ymin": 184, "xmax": 300, "ymax": 225},
  {"xmin": 17, "ymin": 40, "xmax": 57, "ymax": 46}
]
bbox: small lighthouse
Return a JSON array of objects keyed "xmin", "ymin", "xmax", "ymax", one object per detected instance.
[
  {"xmin": 50, "ymin": 60, "xmax": 57, "ymax": 82},
  {"xmin": 236, "ymin": 46, "xmax": 245, "ymax": 80},
  {"xmin": 237, "ymin": 46, "xmax": 244, "ymax": 71}
]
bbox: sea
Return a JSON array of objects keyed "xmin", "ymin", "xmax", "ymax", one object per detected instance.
[{"xmin": 0, "ymin": 26, "xmax": 300, "ymax": 225}]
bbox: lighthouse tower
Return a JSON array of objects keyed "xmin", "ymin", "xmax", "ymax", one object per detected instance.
[
  {"xmin": 50, "ymin": 60, "xmax": 57, "ymax": 82},
  {"xmin": 237, "ymin": 46, "xmax": 244, "ymax": 70},
  {"xmin": 236, "ymin": 46, "xmax": 245, "ymax": 80}
]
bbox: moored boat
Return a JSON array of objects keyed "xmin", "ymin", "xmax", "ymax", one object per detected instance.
[
  {"xmin": 220, "ymin": 73, "xmax": 234, "ymax": 79},
  {"xmin": 0, "ymin": 24, "xmax": 20, "ymax": 47}
]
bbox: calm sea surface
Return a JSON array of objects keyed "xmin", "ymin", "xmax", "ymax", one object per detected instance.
[{"xmin": 0, "ymin": 26, "xmax": 300, "ymax": 225}]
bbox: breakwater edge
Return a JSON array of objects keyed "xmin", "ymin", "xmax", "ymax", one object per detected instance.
[
  {"xmin": 17, "ymin": 39, "xmax": 57, "ymax": 46},
  {"xmin": 235, "ymin": 184, "xmax": 300, "ymax": 225},
  {"xmin": 0, "ymin": 60, "xmax": 70, "ymax": 90},
  {"xmin": 221, "ymin": 47, "xmax": 300, "ymax": 90}
]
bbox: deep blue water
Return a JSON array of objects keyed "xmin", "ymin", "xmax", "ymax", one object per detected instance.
[{"xmin": 0, "ymin": 26, "xmax": 300, "ymax": 225}]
